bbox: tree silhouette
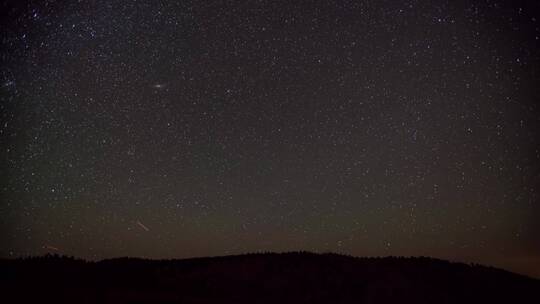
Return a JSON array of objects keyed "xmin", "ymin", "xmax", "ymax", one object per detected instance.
[{"xmin": 1, "ymin": 252, "xmax": 538, "ymax": 304}]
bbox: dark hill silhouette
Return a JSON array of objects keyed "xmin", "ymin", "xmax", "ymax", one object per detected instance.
[{"xmin": 1, "ymin": 252, "xmax": 538, "ymax": 303}]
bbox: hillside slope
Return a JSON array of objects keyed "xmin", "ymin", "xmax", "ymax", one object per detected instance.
[{"xmin": 1, "ymin": 252, "xmax": 538, "ymax": 303}]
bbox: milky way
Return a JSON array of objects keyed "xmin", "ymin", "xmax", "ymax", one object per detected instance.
[{"xmin": 1, "ymin": 0, "xmax": 539, "ymax": 277}]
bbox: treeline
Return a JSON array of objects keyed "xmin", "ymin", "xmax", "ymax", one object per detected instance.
[{"xmin": 1, "ymin": 252, "xmax": 538, "ymax": 303}]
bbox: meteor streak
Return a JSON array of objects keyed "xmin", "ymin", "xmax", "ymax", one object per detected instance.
[
  {"xmin": 44, "ymin": 245, "xmax": 59, "ymax": 251},
  {"xmin": 137, "ymin": 220, "xmax": 150, "ymax": 231}
]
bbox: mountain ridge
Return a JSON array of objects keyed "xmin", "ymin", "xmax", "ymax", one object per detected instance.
[{"xmin": 2, "ymin": 252, "xmax": 538, "ymax": 303}]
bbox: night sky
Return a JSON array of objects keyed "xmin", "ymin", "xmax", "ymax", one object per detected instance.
[{"xmin": 1, "ymin": 0, "xmax": 539, "ymax": 277}]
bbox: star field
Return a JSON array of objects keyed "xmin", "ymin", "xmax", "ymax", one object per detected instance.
[{"xmin": 1, "ymin": 0, "xmax": 539, "ymax": 277}]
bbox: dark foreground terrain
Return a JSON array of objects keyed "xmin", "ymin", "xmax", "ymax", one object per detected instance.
[{"xmin": 1, "ymin": 252, "xmax": 538, "ymax": 303}]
